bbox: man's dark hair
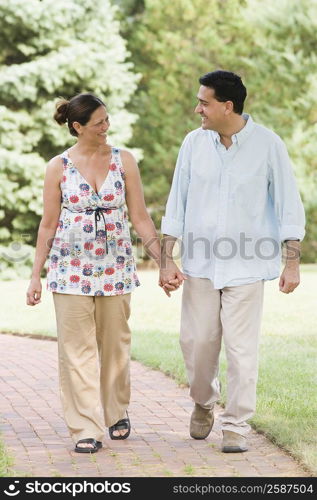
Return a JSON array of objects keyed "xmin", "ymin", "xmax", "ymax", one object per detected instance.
[{"xmin": 199, "ymin": 70, "xmax": 247, "ymax": 114}]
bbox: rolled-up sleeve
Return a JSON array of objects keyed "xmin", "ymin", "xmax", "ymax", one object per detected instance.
[
  {"xmin": 268, "ymin": 137, "xmax": 306, "ymax": 242},
  {"xmin": 161, "ymin": 135, "xmax": 191, "ymax": 237}
]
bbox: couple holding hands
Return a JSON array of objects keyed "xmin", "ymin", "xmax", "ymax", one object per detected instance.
[{"xmin": 27, "ymin": 70, "xmax": 305, "ymax": 455}]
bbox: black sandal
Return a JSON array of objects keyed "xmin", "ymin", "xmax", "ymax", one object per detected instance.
[
  {"xmin": 109, "ymin": 413, "xmax": 131, "ymax": 440},
  {"xmin": 74, "ymin": 438, "xmax": 102, "ymax": 453}
]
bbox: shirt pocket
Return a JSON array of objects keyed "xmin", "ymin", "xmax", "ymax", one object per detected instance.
[{"xmin": 230, "ymin": 174, "xmax": 269, "ymax": 216}]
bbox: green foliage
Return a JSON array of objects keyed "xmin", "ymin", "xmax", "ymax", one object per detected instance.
[
  {"xmin": 0, "ymin": 437, "xmax": 14, "ymax": 477},
  {"xmin": 0, "ymin": 243, "xmax": 35, "ymax": 280},
  {"xmin": 1, "ymin": 0, "xmax": 316, "ymax": 278},
  {"xmin": 243, "ymin": 0, "xmax": 317, "ymax": 261},
  {"xmin": 124, "ymin": 0, "xmax": 249, "ymax": 227},
  {"xmin": 122, "ymin": 0, "xmax": 317, "ymax": 260},
  {"xmin": 0, "ymin": 0, "xmax": 139, "ymax": 278}
]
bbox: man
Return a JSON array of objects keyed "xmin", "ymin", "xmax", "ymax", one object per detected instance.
[{"xmin": 160, "ymin": 70, "xmax": 305, "ymax": 452}]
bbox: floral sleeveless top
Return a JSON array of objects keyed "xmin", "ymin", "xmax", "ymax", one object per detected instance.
[{"xmin": 46, "ymin": 147, "xmax": 140, "ymax": 296}]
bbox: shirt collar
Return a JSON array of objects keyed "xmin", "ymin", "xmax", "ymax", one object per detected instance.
[{"xmin": 210, "ymin": 113, "xmax": 254, "ymax": 146}]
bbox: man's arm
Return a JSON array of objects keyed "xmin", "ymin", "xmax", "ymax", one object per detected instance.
[
  {"xmin": 160, "ymin": 135, "xmax": 191, "ymax": 294},
  {"xmin": 268, "ymin": 137, "xmax": 305, "ymax": 243},
  {"xmin": 268, "ymin": 137, "xmax": 305, "ymax": 293}
]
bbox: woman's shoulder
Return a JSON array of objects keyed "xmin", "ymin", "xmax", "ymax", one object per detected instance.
[
  {"xmin": 45, "ymin": 154, "xmax": 65, "ymax": 180},
  {"xmin": 117, "ymin": 148, "xmax": 137, "ymax": 167},
  {"xmin": 48, "ymin": 154, "xmax": 65, "ymax": 167}
]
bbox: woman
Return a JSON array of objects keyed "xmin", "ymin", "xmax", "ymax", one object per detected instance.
[{"xmin": 26, "ymin": 93, "xmax": 183, "ymax": 453}]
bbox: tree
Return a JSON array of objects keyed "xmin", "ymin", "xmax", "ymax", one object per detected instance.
[
  {"xmin": 123, "ymin": 0, "xmax": 250, "ymax": 225},
  {"xmin": 121, "ymin": 0, "xmax": 316, "ymax": 261},
  {"xmin": 0, "ymin": 0, "xmax": 139, "ymax": 277},
  {"xmin": 242, "ymin": 0, "xmax": 317, "ymax": 261}
]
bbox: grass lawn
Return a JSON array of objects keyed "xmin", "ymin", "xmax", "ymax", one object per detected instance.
[
  {"xmin": 0, "ymin": 437, "xmax": 13, "ymax": 477},
  {"xmin": 0, "ymin": 264, "xmax": 316, "ymax": 475}
]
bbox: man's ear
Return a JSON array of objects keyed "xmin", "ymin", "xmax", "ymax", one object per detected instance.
[{"xmin": 224, "ymin": 101, "xmax": 234, "ymax": 115}]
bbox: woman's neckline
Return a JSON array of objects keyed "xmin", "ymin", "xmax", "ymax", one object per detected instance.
[{"xmin": 65, "ymin": 147, "xmax": 114, "ymax": 197}]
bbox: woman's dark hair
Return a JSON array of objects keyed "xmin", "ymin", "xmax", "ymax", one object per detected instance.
[
  {"xmin": 199, "ymin": 70, "xmax": 247, "ymax": 114},
  {"xmin": 54, "ymin": 93, "xmax": 106, "ymax": 136}
]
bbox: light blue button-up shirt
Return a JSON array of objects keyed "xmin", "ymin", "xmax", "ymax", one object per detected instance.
[{"xmin": 161, "ymin": 114, "xmax": 305, "ymax": 289}]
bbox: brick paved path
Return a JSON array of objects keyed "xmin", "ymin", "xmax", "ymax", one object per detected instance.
[{"xmin": 0, "ymin": 334, "xmax": 310, "ymax": 477}]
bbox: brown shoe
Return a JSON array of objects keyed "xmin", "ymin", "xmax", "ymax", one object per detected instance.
[
  {"xmin": 221, "ymin": 430, "xmax": 248, "ymax": 453},
  {"xmin": 190, "ymin": 403, "xmax": 214, "ymax": 439}
]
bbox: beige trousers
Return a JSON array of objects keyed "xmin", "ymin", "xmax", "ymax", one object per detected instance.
[
  {"xmin": 180, "ymin": 276, "xmax": 264, "ymax": 436},
  {"xmin": 53, "ymin": 292, "xmax": 131, "ymax": 443}
]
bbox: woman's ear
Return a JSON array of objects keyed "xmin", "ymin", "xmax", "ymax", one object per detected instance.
[{"xmin": 72, "ymin": 121, "xmax": 82, "ymax": 135}]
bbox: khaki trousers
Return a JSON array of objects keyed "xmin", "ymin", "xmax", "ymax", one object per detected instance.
[
  {"xmin": 53, "ymin": 293, "xmax": 131, "ymax": 442},
  {"xmin": 180, "ymin": 276, "xmax": 264, "ymax": 436}
]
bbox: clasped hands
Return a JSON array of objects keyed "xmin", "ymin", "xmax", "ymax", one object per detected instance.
[{"xmin": 159, "ymin": 261, "xmax": 187, "ymax": 297}]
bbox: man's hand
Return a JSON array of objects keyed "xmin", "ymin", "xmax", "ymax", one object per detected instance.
[
  {"xmin": 159, "ymin": 261, "xmax": 187, "ymax": 297},
  {"xmin": 279, "ymin": 265, "xmax": 300, "ymax": 294}
]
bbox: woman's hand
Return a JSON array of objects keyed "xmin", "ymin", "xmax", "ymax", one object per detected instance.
[
  {"xmin": 159, "ymin": 262, "xmax": 187, "ymax": 297},
  {"xmin": 26, "ymin": 278, "xmax": 42, "ymax": 306},
  {"xmin": 160, "ymin": 277, "xmax": 181, "ymax": 297}
]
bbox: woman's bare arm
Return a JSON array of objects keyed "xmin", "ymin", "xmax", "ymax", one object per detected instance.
[
  {"xmin": 26, "ymin": 157, "xmax": 63, "ymax": 305},
  {"xmin": 122, "ymin": 150, "xmax": 185, "ymax": 296}
]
